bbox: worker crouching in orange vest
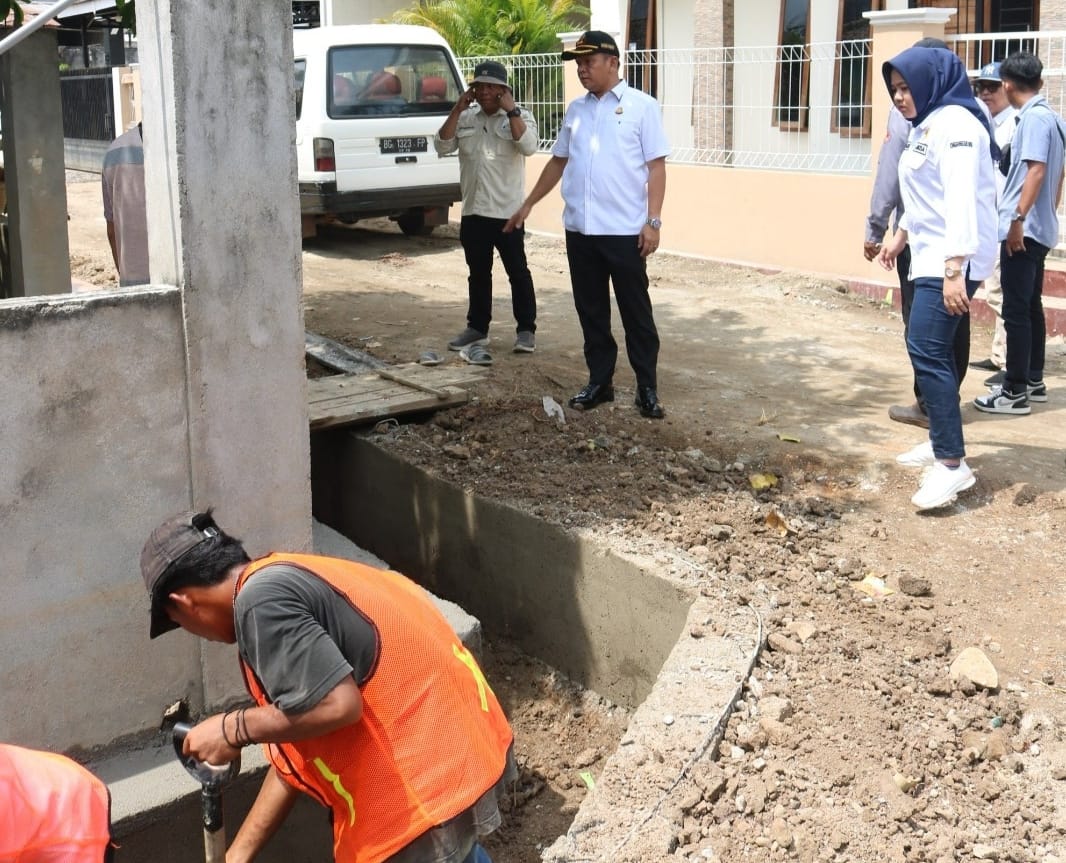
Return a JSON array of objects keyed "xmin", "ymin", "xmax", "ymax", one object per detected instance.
[
  {"xmin": 140, "ymin": 511, "xmax": 515, "ymax": 863},
  {"xmin": 0, "ymin": 743, "xmax": 114, "ymax": 862}
]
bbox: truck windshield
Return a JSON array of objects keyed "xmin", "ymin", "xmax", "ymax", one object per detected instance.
[{"xmin": 327, "ymin": 44, "xmax": 462, "ymax": 118}]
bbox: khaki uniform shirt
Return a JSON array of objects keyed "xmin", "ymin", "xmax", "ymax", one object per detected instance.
[{"xmin": 434, "ymin": 105, "xmax": 538, "ymax": 219}]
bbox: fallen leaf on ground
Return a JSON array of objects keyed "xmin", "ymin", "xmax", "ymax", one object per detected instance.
[{"xmin": 750, "ymin": 472, "xmax": 778, "ymax": 490}]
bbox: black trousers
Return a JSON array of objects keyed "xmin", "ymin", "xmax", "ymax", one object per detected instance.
[
  {"xmin": 1000, "ymin": 237, "xmax": 1048, "ymax": 392},
  {"xmin": 897, "ymin": 244, "xmax": 970, "ymax": 408},
  {"xmin": 565, "ymin": 231, "xmax": 660, "ymax": 389},
  {"xmin": 459, "ymin": 215, "xmax": 536, "ymax": 334}
]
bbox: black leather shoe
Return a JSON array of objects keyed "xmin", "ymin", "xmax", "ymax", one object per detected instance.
[
  {"xmin": 568, "ymin": 383, "xmax": 614, "ymax": 410},
  {"xmin": 969, "ymin": 358, "xmax": 1000, "ymax": 372},
  {"xmin": 635, "ymin": 386, "xmax": 665, "ymax": 419},
  {"xmin": 984, "ymin": 369, "xmax": 1006, "ymax": 387}
]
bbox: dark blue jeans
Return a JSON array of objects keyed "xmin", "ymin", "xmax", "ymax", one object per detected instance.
[
  {"xmin": 460, "ymin": 215, "xmax": 537, "ymax": 335},
  {"xmin": 462, "ymin": 843, "xmax": 492, "ymax": 863},
  {"xmin": 907, "ymin": 277, "xmax": 979, "ymax": 460},
  {"xmin": 898, "ymin": 244, "xmax": 970, "ymax": 409},
  {"xmin": 999, "ymin": 237, "xmax": 1048, "ymax": 394}
]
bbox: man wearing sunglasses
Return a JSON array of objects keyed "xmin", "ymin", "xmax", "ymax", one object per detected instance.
[{"xmin": 969, "ymin": 62, "xmax": 1017, "ymax": 380}]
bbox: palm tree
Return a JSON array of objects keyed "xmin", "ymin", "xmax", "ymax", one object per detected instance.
[{"xmin": 388, "ymin": 0, "xmax": 588, "ymax": 56}]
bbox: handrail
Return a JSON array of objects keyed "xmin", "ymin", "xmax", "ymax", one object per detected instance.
[{"xmin": 0, "ymin": 0, "xmax": 82, "ymax": 57}]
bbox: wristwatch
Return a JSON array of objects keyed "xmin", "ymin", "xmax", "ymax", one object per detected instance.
[
  {"xmin": 505, "ymin": 107, "xmax": 522, "ymax": 118},
  {"xmin": 646, "ymin": 217, "xmax": 662, "ymax": 230},
  {"xmin": 944, "ymin": 266, "xmax": 962, "ymax": 280},
  {"xmin": 1012, "ymin": 210, "xmax": 1026, "ymax": 222}
]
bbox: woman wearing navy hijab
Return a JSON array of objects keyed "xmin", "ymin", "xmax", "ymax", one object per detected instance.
[{"xmin": 877, "ymin": 47, "xmax": 998, "ymax": 510}]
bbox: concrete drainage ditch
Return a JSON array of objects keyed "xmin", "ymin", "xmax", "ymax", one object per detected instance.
[
  {"xmin": 310, "ymin": 431, "xmax": 763, "ymax": 861},
  {"xmin": 95, "ymin": 430, "xmax": 760, "ymax": 862}
]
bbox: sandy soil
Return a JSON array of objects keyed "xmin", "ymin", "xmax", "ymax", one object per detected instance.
[{"xmin": 65, "ymin": 178, "xmax": 1066, "ymax": 862}]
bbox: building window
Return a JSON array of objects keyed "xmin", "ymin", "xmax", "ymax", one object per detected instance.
[
  {"xmin": 908, "ymin": 0, "xmax": 1038, "ymax": 65},
  {"xmin": 626, "ymin": 0, "xmax": 658, "ymax": 95},
  {"xmin": 907, "ymin": 0, "xmax": 1037, "ymax": 35},
  {"xmin": 774, "ymin": 0, "xmax": 811, "ymax": 129},
  {"xmin": 831, "ymin": 0, "xmax": 883, "ymax": 137}
]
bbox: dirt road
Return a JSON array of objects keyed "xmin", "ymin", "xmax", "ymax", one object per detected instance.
[{"xmin": 66, "ymin": 177, "xmax": 1066, "ymax": 861}]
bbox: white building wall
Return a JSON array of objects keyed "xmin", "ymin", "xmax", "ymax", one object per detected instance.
[{"xmin": 732, "ymin": 0, "xmax": 872, "ymax": 169}]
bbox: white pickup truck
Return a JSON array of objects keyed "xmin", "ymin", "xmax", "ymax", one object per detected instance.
[{"xmin": 294, "ymin": 24, "xmax": 465, "ymax": 237}]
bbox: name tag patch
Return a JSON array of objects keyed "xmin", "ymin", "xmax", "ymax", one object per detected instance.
[
  {"xmin": 949, "ymin": 140, "xmax": 974, "ymax": 149},
  {"xmin": 907, "ymin": 142, "xmax": 929, "ymax": 156}
]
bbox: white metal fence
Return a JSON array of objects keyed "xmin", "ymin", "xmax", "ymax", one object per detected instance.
[
  {"xmin": 463, "ymin": 32, "xmax": 1066, "ymax": 186},
  {"xmin": 625, "ymin": 40, "xmax": 874, "ymax": 174},
  {"xmin": 463, "ymin": 40, "xmax": 875, "ymax": 174}
]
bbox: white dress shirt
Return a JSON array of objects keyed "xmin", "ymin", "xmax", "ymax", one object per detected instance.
[
  {"xmin": 897, "ymin": 104, "xmax": 998, "ymax": 281},
  {"xmin": 551, "ymin": 80, "xmax": 671, "ymax": 235}
]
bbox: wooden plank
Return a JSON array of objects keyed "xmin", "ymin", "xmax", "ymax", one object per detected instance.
[
  {"xmin": 375, "ymin": 368, "xmax": 451, "ymax": 399},
  {"xmin": 306, "ymin": 361, "xmax": 488, "ymax": 430},
  {"xmin": 309, "ymin": 383, "xmax": 468, "ymax": 430},
  {"xmin": 305, "ymin": 331, "xmax": 385, "ymax": 373}
]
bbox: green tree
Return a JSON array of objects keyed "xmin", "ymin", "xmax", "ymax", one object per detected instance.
[
  {"xmin": 387, "ymin": 0, "xmax": 587, "ymax": 56},
  {"xmin": 0, "ymin": 0, "xmax": 24, "ymax": 27}
]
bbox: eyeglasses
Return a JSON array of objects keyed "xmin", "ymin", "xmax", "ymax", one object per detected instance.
[{"xmin": 975, "ymin": 81, "xmax": 1002, "ymax": 93}]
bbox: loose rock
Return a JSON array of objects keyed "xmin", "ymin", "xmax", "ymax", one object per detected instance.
[{"xmin": 950, "ymin": 647, "xmax": 999, "ymax": 690}]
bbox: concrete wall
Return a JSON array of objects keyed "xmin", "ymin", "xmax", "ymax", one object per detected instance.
[
  {"xmin": 0, "ymin": 29, "xmax": 71, "ymax": 297},
  {"xmin": 311, "ymin": 433, "xmax": 693, "ymax": 709},
  {"xmin": 0, "ymin": 289, "xmax": 203, "ymax": 748},
  {"xmin": 0, "ymin": 0, "xmax": 312, "ymax": 753}
]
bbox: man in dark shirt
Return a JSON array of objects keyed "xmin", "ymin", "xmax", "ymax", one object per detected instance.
[{"xmin": 140, "ymin": 510, "xmax": 514, "ymax": 863}]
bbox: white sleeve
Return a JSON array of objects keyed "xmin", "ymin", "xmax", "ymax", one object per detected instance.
[{"xmin": 939, "ymin": 125, "xmax": 984, "ymax": 259}]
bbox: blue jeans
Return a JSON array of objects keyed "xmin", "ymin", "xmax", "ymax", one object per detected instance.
[
  {"xmin": 462, "ymin": 843, "xmax": 492, "ymax": 863},
  {"xmin": 906, "ymin": 277, "xmax": 978, "ymax": 460},
  {"xmin": 999, "ymin": 237, "xmax": 1048, "ymax": 393}
]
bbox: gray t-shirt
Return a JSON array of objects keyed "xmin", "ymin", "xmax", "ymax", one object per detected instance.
[
  {"xmin": 999, "ymin": 95, "xmax": 1066, "ymax": 247},
  {"xmin": 234, "ymin": 563, "xmax": 379, "ymax": 712}
]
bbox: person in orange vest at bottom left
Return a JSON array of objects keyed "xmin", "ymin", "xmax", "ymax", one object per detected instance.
[
  {"xmin": 139, "ymin": 510, "xmax": 515, "ymax": 863},
  {"xmin": 0, "ymin": 742, "xmax": 115, "ymax": 862}
]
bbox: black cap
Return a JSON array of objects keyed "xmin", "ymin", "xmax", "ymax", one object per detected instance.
[
  {"xmin": 470, "ymin": 60, "xmax": 509, "ymax": 89},
  {"xmin": 141, "ymin": 510, "xmax": 220, "ymax": 638},
  {"xmin": 562, "ymin": 30, "xmax": 620, "ymax": 61}
]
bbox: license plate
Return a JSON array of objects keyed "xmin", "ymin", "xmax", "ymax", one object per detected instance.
[{"xmin": 380, "ymin": 136, "xmax": 427, "ymax": 154}]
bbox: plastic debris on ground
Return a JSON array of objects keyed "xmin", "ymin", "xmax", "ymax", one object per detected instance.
[
  {"xmin": 854, "ymin": 574, "xmax": 895, "ymax": 598},
  {"xmin": 542, "ymin": 395, "xmax": 566, "ymax": 424}
]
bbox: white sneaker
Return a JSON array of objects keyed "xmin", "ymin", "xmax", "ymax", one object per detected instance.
[
  {"xmin": 896, "ymin": 440, "xmax": 934, "ymax": 468},
  {"xmin": 911, "ymin": 460, "xmax": 976, "ymax": 510}
]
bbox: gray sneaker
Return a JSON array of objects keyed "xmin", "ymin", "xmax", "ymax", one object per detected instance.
[
  {"xmin": 513, "ymin": 331, "xmax": 535, "ymax": 353},
  {"xmin": 448, "ymin": 327, "xmax": 489, "ymax": 351}
]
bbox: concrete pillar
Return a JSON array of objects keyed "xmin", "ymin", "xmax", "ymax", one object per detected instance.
[
  {"xmin": 864, "ymin": 7, "xmax": 956, "ymax": 168},
  {"xmin": 0, "ymin": 29, "xmax": 71, "ymax": 298},
  {"xmin": 135, "ymin": 1, "xmax": 312, "ymax": 706}
]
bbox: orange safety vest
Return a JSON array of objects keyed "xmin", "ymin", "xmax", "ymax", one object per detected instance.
[
  {"xmin": 0, "ymin": 743, "xmax": 112, "ymax": 862},
  {"xmin": 236, "ymin": 554, "xmax": 513, "ymax": 863}
]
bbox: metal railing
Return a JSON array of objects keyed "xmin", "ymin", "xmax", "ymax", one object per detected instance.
[
  {"xmin": 625, "ymin": 40, "xmax": 874, "ymax": 174},
  {"xmin": 456, "ymin": 53, "xmax": 565, "ymax": 151},
  {"xmin": 949, "ymin": 31, "xmax": 1066, "ymax": 247},
  {"xmin": 462, "ymin": 40, "xmax": 874, "ymax": 174},
  {"xmin": 59, "ymin": 69, "xmax": 114, "ymax": 141}
]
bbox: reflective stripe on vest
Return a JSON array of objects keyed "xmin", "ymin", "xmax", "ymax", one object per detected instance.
[{"xmin": 237, "ymin": 553, "xmax": 513, "ymax": 863}]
